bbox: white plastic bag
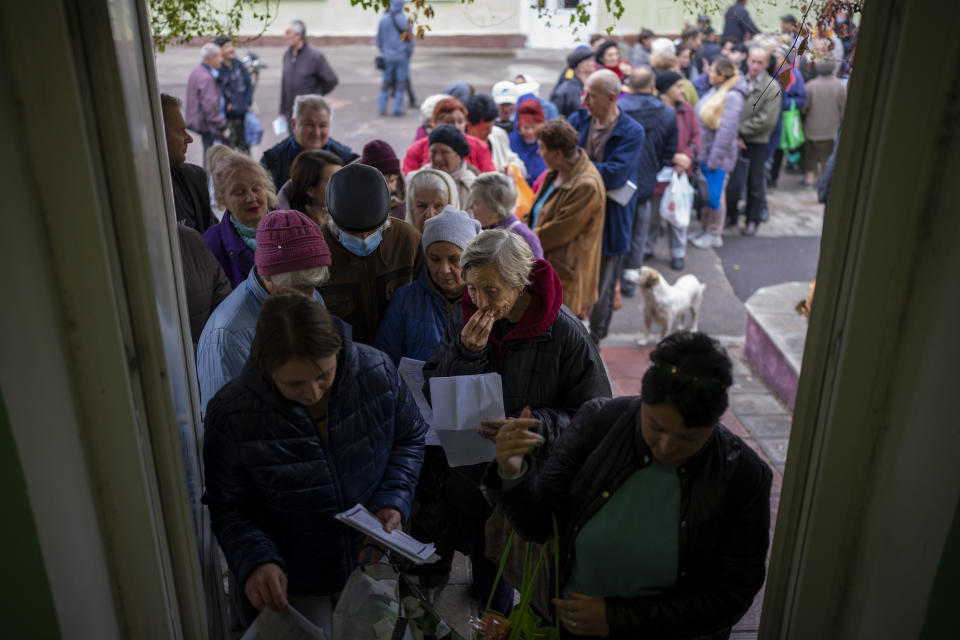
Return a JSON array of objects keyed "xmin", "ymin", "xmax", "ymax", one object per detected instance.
[{"xmin": 661, "ymin": 171, "xmax": 693, "ymax": 228}]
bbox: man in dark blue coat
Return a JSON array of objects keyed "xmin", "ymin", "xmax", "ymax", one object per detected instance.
[
  {"xmin": 215, "ymin": 36, "xmax": 254, "ymax": 153},
  {"xmin": 618, "ymin": 66, "xmax": 678, "ymax": 294},
  {"xmin": 260, "ymin": 94, "xmax": 359, "ymax": 191},
  {"xmin": 722, "ymin": 0, "xmax": 761, "ymax": 43},
  {"xmin": 567, "ymin": 69, "xmax": 645, "ymax": 344}
]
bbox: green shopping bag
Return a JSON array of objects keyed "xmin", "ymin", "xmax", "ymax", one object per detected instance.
[
  {"xmin": 779, "ymin": 99, "xmax": 806, "ymax": 151},
  {"xmin": 473, "ymin": 518, "xmax": 560, "ymax": 640}
]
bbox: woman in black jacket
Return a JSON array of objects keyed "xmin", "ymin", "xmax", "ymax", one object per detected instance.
[
  {"xmin": 203, "ymin": 292, "xmax": 426, "ymax": 632},
  {"xmin": 485, "ymin": 332, "xmax": 772, "ymax": 639},
  {"xmin": 420, "ymin": 229, "xmax": 611, "ymax": 614}
]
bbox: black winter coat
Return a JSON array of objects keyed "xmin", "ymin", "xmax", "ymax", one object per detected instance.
[
  {"xmin": 170, "ymin": 162, "xmax": 216, "ymax": 232},
  {"xmin": 202, "ymin": 325, "xmax": 427, "ymax": 596},
  {"xmin": 177, "ymin": 224, "xmax": 231, "ymax": 349},
  {"xmin": 422, "ymin": 260, "xmax": 611, "ymax": 453},
  {"xmin": 484, "ymin": 396, "xmax": 772, "ymax": 640}
]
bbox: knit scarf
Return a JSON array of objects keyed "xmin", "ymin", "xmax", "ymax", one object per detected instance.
[
  {"xmin": 699, "ymin": 73, "xmax": 741, "ymax": 131},
  {"xmin": 229, "ymin": 214, "xmax": 258, "ymax": 252}
]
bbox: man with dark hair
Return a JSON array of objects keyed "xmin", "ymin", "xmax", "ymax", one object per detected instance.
[
  {"xmin": 550, "ymin": 48, "xmax": 595, "ymax": 118},
  {"xmin": 567, "ymin": 69, "xmax": 645, "ymax": 344},
  {"xmin": 630, "ymin": 28, "xmax": 655, "ymax": 68},
  {"xmin": 722, "ymin": 0, "xmax": 760, "ymax": 43},
  {"xmin": 464, "ymin": 94, "xmax": 523, "ymax": 172},
  {"xmin": 161, "ymin": 93, "xmax": 217, "ymax": 232},
  {"xmin": 214, "ymin": 35, "xmax": 253, "ymax": 154},
  {"xmin": 618, "ymin": 66, "xmax": 678, "ymax": 290},
  {"xmin": 681, "ymin": 26, "xmax": 706, "ymax": 76},
  {"xmin": 280, "ymin": 20, "xmax": 338, "ymax": 123},
  {"xmin": 781, "ymin": 14, "xmax": 800, "ymax": 40}
]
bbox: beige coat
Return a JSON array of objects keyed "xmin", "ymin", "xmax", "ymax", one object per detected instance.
[{"xmin": 533, "ymin": 149, "xmax": 606, "ymax": 315}]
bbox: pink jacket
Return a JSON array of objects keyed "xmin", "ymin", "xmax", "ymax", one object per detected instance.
[{"xmin": 401, "ymin": 134, "xmax": 496, "ymax": 175}]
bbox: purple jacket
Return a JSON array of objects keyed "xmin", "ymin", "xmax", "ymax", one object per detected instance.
[
  {"xmin": 487, "ymin": 215, "xmax": 544, "ymax": 260},
  {"xmin": 204, "ymin": 213, "xmax": 255, "ymax": 288},
  {"xmin": 185, "ymin": 64, "xmax": 226, "ymax": 135},
  {"xmin": 696, "ymin": 76, "xmax": 747, "ymax": 173}
]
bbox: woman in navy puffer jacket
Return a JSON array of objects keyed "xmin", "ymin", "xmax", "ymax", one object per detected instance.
[{"xmin": 203, "ymin": 292, "xmax": 426, "ymax": 629}]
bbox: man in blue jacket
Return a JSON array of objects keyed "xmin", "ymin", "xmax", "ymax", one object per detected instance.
[
  {"xmin": 568, "ymin": 69, "xmax": 645, "ymax": 345},
  {"xmin": 618, "ymin": 66, "xmax": 678, "ymax": 292},
  {"xmin": 214, "ymin": 35, "xmax": 254, "ymax": 153},
  {"xmin": 377, "ymin": 0, "xmax": 415, "ymax": 116},
  {"xmin": 260, "ymin": 94, "xmax": 359, "ymax": 192}
]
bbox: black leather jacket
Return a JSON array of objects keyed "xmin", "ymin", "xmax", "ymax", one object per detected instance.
[{"xmin": 483, "ymin": 396, "xmax": 772, "ymax": 639}]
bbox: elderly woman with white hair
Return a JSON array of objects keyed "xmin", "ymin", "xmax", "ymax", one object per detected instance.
[
  {"xmin": 423, "ymin": 229, "xmax": 611, "ymax": 614},
  {"xmin": 467, "ymin": 172, "xmax": 543, "ymax": 259},
  {"xmin": 260, "ymin": 94, "xmax": 359, "ymax": 194},
  {"xmin": 405, "ymin": 167, "xmax": 460, "ymax": 233}
]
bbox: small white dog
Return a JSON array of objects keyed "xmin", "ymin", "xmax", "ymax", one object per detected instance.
[{"xmin": 622, "ymin": 266, "xmax": 706, "ymax": 344}]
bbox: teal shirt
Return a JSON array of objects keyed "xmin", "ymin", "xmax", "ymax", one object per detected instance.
[
  {"xmin": 566, "ymin": 461, "xmax": 681, "ymax": 598},
  {"xmin": 529, "ymin": 183, "xmax": 555, "ymax": 229}
]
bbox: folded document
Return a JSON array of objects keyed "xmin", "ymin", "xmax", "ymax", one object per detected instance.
[{"xmin": 335, "ymin": 504, "xmax": 440, "ymax": 565}]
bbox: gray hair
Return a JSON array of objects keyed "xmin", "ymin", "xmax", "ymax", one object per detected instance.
[
  {"xmin": 748, "ymin": 46, "xmax": 771, "ymax": 63},
  {"xmin": 469, "ymin": 172, "xmax": 516, "ymax": 220},
  {"xmin": 265, "ymin": 265, "xmax": 330, "ymax": 288},
  {"xmin": 293, "ymin": 94, "xmax": 333, "ymax": 121},
  {"xmin": 289, "ymin": 20, "xmax": 306, "ymax": 36},
  {"xmin": 587, "ymin": 69, "xmax": 620, "ymax": 96},
  {"xmin": 461, "ymin": 229, "xmax": 534, "ymax": 288},
  {"xmin": 200, "ymin": 42, "xmax": 221, "ymax": 61},
  {"xmin": 405, "ymin": 168, "xmax": 460, "ymax": 225}
]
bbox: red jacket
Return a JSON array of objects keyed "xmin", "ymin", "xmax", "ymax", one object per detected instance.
[
  {"xmin": 656, "ymin": 99, "xmax": 702, "ymax": 196},
  {"xmin": 401, "ymin": 134, "xmax": 496, "ymax": 175}
]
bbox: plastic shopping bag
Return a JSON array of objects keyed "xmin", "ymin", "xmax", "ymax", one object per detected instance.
[
  {"xmin": 660, "ymin": 171, "xmax": 693, "ymax": 228},
  {"xmin": 244, "ymin": 111, "xmax": 264, "ymax": 147},
  {"xmin": 779, "ymin": 98, "xmax": 805, "ymax": 151}
]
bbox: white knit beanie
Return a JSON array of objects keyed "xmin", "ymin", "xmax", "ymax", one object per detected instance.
[{"xmin": 421, "ymin": 205, "xmax": 482, "ymax": 251}]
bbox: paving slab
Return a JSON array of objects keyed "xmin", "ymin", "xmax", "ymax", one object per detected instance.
[
  {"xmin": 755, "ymin": 438, "xmax": 790, "ymax": 468},
  {"xmin": 738, "ymin": 414, "xmax": 793, "ymax": 439},
  {"xmin": 729, "ymin": 392, "xmax": 792, "ymax": 416}
]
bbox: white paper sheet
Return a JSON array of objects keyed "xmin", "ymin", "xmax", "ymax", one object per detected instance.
[
  {"xmin": 272, "ymin": 115, "xmax": 289, "ymax": 137},
  {"xmin": 428, "ymin": 373, "xmax": 504, "ymax": 466},
  {"xmin": 335, "ymin": 504, "xmax": 440, "ymax": 564},
  {"xmin": 240, "ymin": 605, "xmax": 327, "ymax": 640},
  {"xmin": 396, "ymin": 358, "xmax": 441, "ymax": 447}
]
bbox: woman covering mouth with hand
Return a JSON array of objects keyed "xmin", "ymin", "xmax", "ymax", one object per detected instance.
[{"xmin": 421, "ymin": 229, "xmax": 610, "ymax": 616}]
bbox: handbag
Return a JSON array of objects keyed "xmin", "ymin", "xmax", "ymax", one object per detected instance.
[
  {"xmin": 375, "ymin": 55, "xmax": 386, "ymax": 70},
  {"xmin": 691, "ymin": 163, "xmax": 710, "ymax": 211},
  {"xmin": 779, "ymin": 98, "xmax": 806, "ymax": 151},
  {"xmin": 700, "ymin": 163, "xmax": 727, "ymax": 210}
]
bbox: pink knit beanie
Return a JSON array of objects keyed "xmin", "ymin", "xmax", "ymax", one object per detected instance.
[{"xmin": 254, "ymin": 210, "xmax": 331, "ymax": 276}]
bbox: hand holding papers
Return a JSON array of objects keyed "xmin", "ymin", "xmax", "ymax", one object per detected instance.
[
  {"xmin": 335, "ymin": 504, "xmax": 440, "ymax": 565},
  {"xmin": 429, "ymin": 373, "xmax": 505, "ymax": 466}
]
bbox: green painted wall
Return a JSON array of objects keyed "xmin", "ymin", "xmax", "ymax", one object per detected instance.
[{"xmin": 0, "ymin": 390, "xmax": 60, "ymax": 638}]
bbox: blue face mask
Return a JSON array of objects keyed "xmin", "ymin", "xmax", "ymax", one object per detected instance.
[{"xmin": 340, "ymin": 229, "xmax": 384, "ymax": 257}]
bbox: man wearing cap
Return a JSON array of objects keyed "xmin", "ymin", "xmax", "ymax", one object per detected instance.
[
  {"xmin": 618, "ymin": 65, "xmax": 678, "ymax": 289},
  {"xmin": 567, "ymin": 69, "xmax": 645, "ymax": 345},
  {"xmin": 214, "ymin": 35, "xmax": 254, "ymax": 154},
  {"xmin": 491, "ymin": 80, "xmax": 518, "ymax": 134},
  {"xmin": 550, "ymin": 48, "xmax": 596, "ymax": 118},
  {"xmin": 375, "ymin": 206, "xmax": 480, "ymax": 364},
  {"xmin": 319, "ymin": 164, "xmax": 422, "ymax": 345},
  {"xmin": 197, "ymin": 210, "xmax": 332, "ymax": 412}
]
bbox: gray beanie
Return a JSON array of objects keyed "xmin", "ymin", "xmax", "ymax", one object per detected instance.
[{"xmin": 421, "ymin": 205, "xmax": 481, "ymax": 252}]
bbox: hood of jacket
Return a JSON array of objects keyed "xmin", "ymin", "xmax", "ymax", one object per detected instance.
[
  {"xmin": 460, "ymin": 258, "xmax": 563, "ymax": 349},
  {"xmin": 389, "ymin": 0, "xmax": 405, "ymax": 13}
]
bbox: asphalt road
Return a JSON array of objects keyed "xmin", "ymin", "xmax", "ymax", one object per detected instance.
[{"xmin": 156, "ymin": 44, "xmax": 822, "ymax": 343}]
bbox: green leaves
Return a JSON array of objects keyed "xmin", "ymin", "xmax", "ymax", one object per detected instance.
[{"xmin": 148, "ymin": 0, "xmax": 279, "ymax": 52}]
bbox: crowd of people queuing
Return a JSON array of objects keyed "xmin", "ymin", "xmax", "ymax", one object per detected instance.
[{"xmin": 165, "ymin": 2, "xmax": 856, "ymax": 636}]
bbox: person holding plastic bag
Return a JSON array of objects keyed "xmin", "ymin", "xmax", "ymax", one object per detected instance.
[
  {"xmin": 690, "ymin": 58, "xmax": 747, "ymax": 249},
  {"xmin": 203, "ymin": 292, "xmax": 426, "ymax": 634},
  {"xmin": 645, "ymin": 71, "xmax": 701, "ymax": 271},
  {"xmin": 484, "ymin": 332, "xmax": 772, "ymax": 639}
]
